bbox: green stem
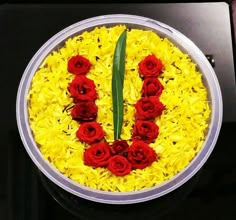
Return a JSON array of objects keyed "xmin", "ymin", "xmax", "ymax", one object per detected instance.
[{"xmin": 112, "ymin": 30, "xmax": 127, "ymax": 140}]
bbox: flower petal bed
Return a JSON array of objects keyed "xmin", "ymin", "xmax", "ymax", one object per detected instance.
[{"xmin": 27, "ymin": 25, "xmax": 210, "ymax": 192}]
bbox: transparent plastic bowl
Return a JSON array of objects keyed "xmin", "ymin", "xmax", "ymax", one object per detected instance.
[{"xmin": 16, "ymin": 14, "xmax": 222, "ymax": 204}]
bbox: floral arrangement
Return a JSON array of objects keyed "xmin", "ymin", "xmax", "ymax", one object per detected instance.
[
  {"xmin": 67, "ymin": 51, "xmax": 165, "ymax": 176},
  {"xmin": 28, "ymin": 25, "xmax": 210, "ymax": 192}
]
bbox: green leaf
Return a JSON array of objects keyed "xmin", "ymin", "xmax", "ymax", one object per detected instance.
[{"xmin": 112, "ymin": 30, "xmax": 127, "ymax": 140}]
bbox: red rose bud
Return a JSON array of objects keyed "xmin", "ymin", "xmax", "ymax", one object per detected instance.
[
  {"xmin": 76, "ymin": 122, "xmax": 105, "ymax": 144},
  {"xmin": 68, "ymin": 75, "xmax": 97, "ymax": 102},
  {"xmin": 138, "ymin": 54, "xmax": 164, "ymax": 78},
  {"xmin": 110, "ymin": 140, "xmax": 129, "ymax": 156},
  {"xmin": 142, "ymin": 77, "xmax": 164, "ymax": 97},
  {"xmin": 67, "ymin": 55, "xmax": 92, "ymax": 75},
  {"xmin": 132, "ymin": 121, "xmax": 159, "ymax": 144},
  {"xmin": 71, "ymin": 101, "xmax": 98, "ymax": 122},
  {"xmin": 84, "ymin": 143, "xmax": 111, "ymax": 167},
  {"xmin": 127, "ymin": 141, "xmax": 157, "ymax": 169},
  {"xmin": 135, "ymin": 97, "xmax": 165, "ymax": 120},
  {"xmin": 107, "ymin": 155, "xmax": 132, "ymax": 176}
]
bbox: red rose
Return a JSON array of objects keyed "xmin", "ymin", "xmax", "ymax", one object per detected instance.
[
  {"xmin": 71, "ymin": 101, "xmax": 98, "ymax": 122},
  {"xmin": 142, "ymin": 78, "xmax": 164, "ymax": 97},
  {"xmin": 107, "ymin": 155, "xmax": 132, "ymax": 176},
  {"xmin": 84, "ymin": 143, "xmax": 111, "ymax": 167},
  {"xmin": 135, "ymin": 97, "xmax": 165, "ymax": 120},
  {"xmin": 68, "ymin": 55, "xmax": 92, "ymax": 75},
  {"xmin": 132, "ymin": 121, "xmax": 159, "ymax": 143},
  {"xmin": 68, "ymin": 75, "xmax": 97, "ymax": 102},
  {"xmin": 127, "ymin": 141, "xmax": 157, "ymax": 169},
  {"xmin": 138, "ymin": 54, "xmax": 164, "ymax": 78},
  {"xmin": 76, "ymin": 122, "xmax": 105, "ymax": 144},
  {"xmin": 110, "ymin": 140, "xmax": 129, "ymax": 156}
]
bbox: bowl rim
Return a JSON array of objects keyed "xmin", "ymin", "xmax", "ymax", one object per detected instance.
[{"xmin": 16, "ymin": 14, "xmax": 223, "ymax": 204}]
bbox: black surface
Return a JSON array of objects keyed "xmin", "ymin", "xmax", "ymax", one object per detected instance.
[
  {"xmin": 1, "ymin": 2, "xmax": 236, "ymax": 220},
  {"xmin": 3, "ymin": 0, "xmax": 235, "ymax": 4}
]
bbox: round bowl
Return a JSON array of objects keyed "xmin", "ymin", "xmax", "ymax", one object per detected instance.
[{"xmin": 16, "ymin": 14, "xmax": 222, "ymax": 204}]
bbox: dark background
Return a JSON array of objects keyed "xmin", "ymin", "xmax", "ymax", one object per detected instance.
[{"xmin": 1, "ymin": 1, "xmax": 236, "ymax": 220}]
